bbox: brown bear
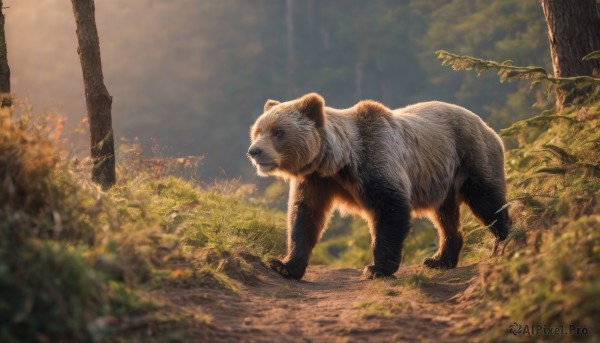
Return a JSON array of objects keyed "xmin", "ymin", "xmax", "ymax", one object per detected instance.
[{"xmin": 247, "ymin": 93, "xmax": 510, "ymax": 280}]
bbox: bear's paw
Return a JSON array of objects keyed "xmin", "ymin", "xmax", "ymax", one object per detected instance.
[
  {"xmin": 268, "ymin": 258, "xmax": 305, "ymax": 280},
  {"xmin": 422, "ymin": 256, "xmax": 458, "ymax": 269},
  {"xmin": 362, "ymin": 264, "xmax": 396, "ymax": 279}
]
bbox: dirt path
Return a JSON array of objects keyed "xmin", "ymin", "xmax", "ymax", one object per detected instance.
[{"xmin": 151, "ymin": 261, "xmax": 483, "ymax": 342}]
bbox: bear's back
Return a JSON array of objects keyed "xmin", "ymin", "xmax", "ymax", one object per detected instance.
[
  {"xmin": 393, "ymin": 101, "xmax": 482, "ymax": 125},
  {"xmin": 392, "ymin": 101, "xmax": 498, "ymax": 148},
  {"xmin": 394, "ymin": 101, "xmax": 505, "ymax": 186}
]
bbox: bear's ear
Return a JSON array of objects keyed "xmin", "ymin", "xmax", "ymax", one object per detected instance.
[
  {"xmin": 264, "ymin": 99, "xmax": 280, "ymax": 112},
  {"xmin": 298, "ymin": 93, "xmax": 325, "ymax": 128}
]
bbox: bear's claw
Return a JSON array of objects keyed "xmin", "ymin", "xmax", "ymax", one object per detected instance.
[
  {"xmin": 268, "ymin": 258, "xmax": 290, "ymax": 278},
  {"xmin": 422, "ymin": 256, "xmax": 457, "ymax": 269},
  {"xmin": 268, "ymin": 258, "xmax": 304, "ymax": 280},
  {"xmin": 363, "ymin": 264, "xmax": 395, "ymax": 279}
]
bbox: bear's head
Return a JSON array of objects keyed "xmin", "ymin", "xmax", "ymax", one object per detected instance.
[{"xmin": 248, "ymin": 93, "xmax": 325, "ymax": 178}]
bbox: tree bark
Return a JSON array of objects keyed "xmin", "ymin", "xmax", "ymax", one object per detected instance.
[
  {"xmin": 0, "ymin": 0, "xmax": 11, "ymax": 107},
  {"xmin": 71, "ymin": 0, "xmax": 115, "ymax": 189},
  {"xmin": 541, "ymin": 0, "xmax": 600, "ymax": 108}
]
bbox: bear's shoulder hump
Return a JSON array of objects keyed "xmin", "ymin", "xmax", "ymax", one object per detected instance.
[{"xmin": 353, "ymin": 100, "xmax": 391, "ymax": 120}]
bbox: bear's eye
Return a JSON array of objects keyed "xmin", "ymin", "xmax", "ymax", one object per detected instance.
[{"xmin": 273, "ymin": 129, "xmax": 284, "ymax": 138}]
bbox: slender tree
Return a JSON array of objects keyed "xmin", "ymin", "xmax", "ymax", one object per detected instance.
[
  {"xmin": 71, "ymin": 0, "xmax": 115, "ymax": 189},
  {"xmin": 541, "ymin": 0, "xmax": 600, "ymax": 108},
  {"xmin": 0, "ymin": 0, "xmax": 10, "ymax": 108}
]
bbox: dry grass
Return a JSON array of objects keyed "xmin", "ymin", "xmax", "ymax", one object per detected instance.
[{"xmin": 0, "ymin": 105, "xmax": 286, "ymax": 342}]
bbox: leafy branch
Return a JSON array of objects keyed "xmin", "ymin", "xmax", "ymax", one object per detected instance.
[
  {"xmin": 435, "ymin": 50, "xmax": 600, "ymax": 104},
  {"xmin": 436, "ymin": 50, "xmax": 600, "ymax": 85},
  {"xmin": 436, "ymin": 50, "xmax": 547, "ymax": 82}
]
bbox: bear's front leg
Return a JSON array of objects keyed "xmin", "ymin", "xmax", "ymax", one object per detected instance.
[
  {"xmin": 269, "ymin": 177, "xmax": 333, "ymax": 280},
  {"xmin": 362, "ymin": 181, "xmax": 412, "ymax": 279}
]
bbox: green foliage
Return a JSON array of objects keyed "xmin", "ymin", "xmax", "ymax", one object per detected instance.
[
  {"xmin": 354, "ymin": 301, "xmax": 392, "ymax": 319},
  {"xmin": 436, "ymin": 50, "xmax": 600, "ymax": 106},
  {"xmin": 0, "ymin": 241, "xmax": 107, "ymax": 343},
  {"xmin": 0, "ymin": 109, "xmax": 108, "ymax": 342},
  {"xmin": 415, "ymin": 0, "xmax": 551, "ymax": 127},
  {"xmin": 401, "ymin": 220, "xmax": 438, "ymax": 265},
  {"xmin": 312, "ymin": 216, "xmax": 372, "ymax": 268},
  {"xmin": 481, "ymin": 103, "xmax": 599, "ymax": 340},
  {"xmin": 435, "ymin": 48, "xmax": 600, "ymax": 339},
  {"xmin": 391, "ymin": 272, "xmax": 430, "ymax": 289},
  {"xmin": 0, "ymin": 107, "xmax": 286, "ymax": 341},
  {"xmin": 0, "ymin": 111, "xmax": 95, "ymax": 244},
  {"xmin": 436, "ymin": 50, "xmax": 548, "ymax": 82}
]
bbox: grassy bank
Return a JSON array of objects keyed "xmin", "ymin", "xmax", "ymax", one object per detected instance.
[
  {"xmin": 0, "ymin": 108, "xmax": 286, "ymax": 342},
  {"xmin": 477, "ymin": 101, "xmax": 600, "ymax": 340}
]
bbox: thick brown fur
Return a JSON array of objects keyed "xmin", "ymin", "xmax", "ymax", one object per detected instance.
[{"xmin": 248, "ymin": 93, "xmax": 510, "ymax": 280}]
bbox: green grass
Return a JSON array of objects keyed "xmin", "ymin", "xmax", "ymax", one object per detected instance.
[
  {"xmin": 391, "ymin": 273, "xmax": 430, "ymax": 289},
  {"xmin": 0, "ymin": 106, "xmax": 286, "ymax": 342},
  {"xmin": 354, "ymin": 301, "xmax": 392, "ymax": 319},
  {"xmin": 473, "ymin": 102, "xmax": 600, "ymax": 340}
]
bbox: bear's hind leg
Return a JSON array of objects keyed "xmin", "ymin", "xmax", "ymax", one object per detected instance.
[
  {"xmin": 423, "ymin": 190, "xmax": 463, "ymax": 269},
  {"xmin": 460, "ymin": 177, "xmax": 510, "ymax": 246}
]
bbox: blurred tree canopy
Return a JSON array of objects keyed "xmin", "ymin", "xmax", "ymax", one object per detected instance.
[{"xmin": 6, "ymin": 0, "xmax": 550, "ymax": 179}]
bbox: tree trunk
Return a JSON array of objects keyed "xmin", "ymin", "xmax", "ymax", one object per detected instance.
[
  {"xmin": 71, "ymin": 0, "xmax": 115, "ymax": 189},
  {"xmin": 0, "ymin": 0, "xmax": 10, "ymax": 107},
  {"xmin": 541, "ymin": 0, "xmax": 600, "ymax": 108}
]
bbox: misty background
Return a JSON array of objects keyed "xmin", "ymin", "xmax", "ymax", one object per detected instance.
[{"xmin": 5, "ymin": 0, "xmax": 551, "ymax": 180}]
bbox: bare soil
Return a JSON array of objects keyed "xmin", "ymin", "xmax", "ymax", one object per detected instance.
[{"xmin": 149, "ymin": 261, "xmax": 484, "ymax": 342}]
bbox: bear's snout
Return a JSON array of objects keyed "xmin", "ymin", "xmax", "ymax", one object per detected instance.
[
  {"xmin": 247, "ymin": 140, "xmax": 280, "ymax": 176},
  {"xmin": 247, "ymin": 146, "xmax": 262, "ymax": 158}
]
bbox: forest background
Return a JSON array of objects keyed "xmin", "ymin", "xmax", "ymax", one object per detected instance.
[{"xmin": 7, "ymin": 0, "xmax": 550, "ymax": 179}]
